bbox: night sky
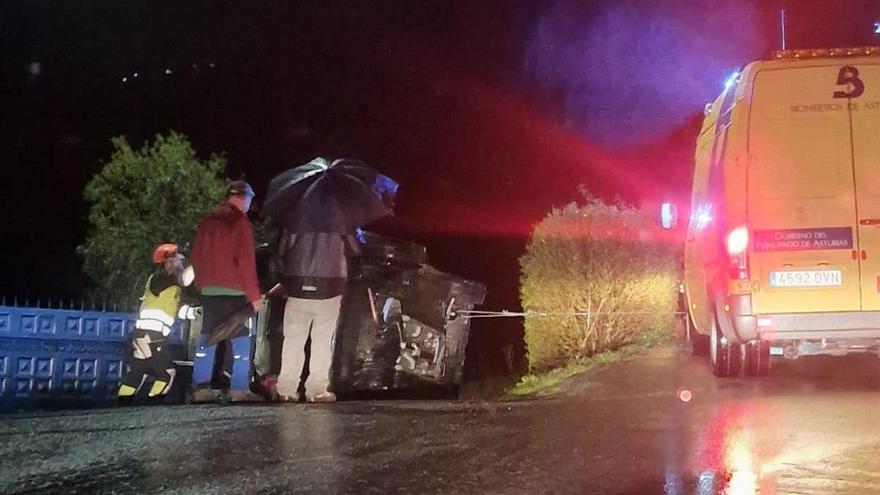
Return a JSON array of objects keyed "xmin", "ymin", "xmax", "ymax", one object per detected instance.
[{"xmin": 2, "ymin": 1, "xmax": 879, "ymax": 374}]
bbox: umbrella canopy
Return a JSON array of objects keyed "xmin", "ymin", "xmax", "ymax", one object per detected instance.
[{"xmin": 263, "ymin": 157, "xmax": 398, "ymax": 233}]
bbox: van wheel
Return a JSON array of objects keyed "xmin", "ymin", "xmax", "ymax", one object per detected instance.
[
  {"xmin": 744, "ymin": 340, "xmax": 771, "ymax": 377},
  {"xmin": 687, "ymin": 312, "xmax": 710, "ymax": 357},
  {"xmin": 691, "ymin": 333, "xmax": 710, "ymax": 357},
  {"xmin": 710, "ymin": 315, "xmax": 742, "ymax": 377}
]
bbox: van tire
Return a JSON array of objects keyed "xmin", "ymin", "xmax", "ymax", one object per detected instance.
[
  {"xmin": 710, "ymin": 314, "xmax": 742, "ymax": 377},
  {"xmin": 680, "ymin": 298, "xmax": 710, "ymax": 356},
  {"xmin": 678, "ymin": 290, "xmax": 708, "ymax": 356},
  {"xmin": 744, "ymin": 340, "xmax": 771, "ymax": 377},
  {"xmin": 689, "ymin": 312, "xmax": 710, "ymax": 357},
  {"xmin": 691, "ymin": 333, "xmax": 710, "ymax": 356}
]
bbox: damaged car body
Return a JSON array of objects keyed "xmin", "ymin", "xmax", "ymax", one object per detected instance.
[{"xmin": 255, "ymin": 231, "xmax": 486, "ymax": 396}]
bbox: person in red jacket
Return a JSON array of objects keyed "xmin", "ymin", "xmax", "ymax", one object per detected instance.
[{"xmin": 190, "ymin": 180, "xmax": 264, "ymax": 403}]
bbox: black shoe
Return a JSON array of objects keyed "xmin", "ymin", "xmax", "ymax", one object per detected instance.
[{"xmin": 145, "ymin": 395, "xmax": 167, "ymax": 406}]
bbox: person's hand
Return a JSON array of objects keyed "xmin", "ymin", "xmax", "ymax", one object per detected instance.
[
  {"xmin": 251, "ymin": 298, "xmax": 263, "ymax": 312},
  {"xmin": 180, "ymin": 265, "xmax": 195, "ymax": 287}
]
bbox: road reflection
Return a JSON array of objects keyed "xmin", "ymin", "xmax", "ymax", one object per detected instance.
[
  {"xmin": 695, "ymin": 402, "xmax": 775, "ymax": 494},
  {"xmin": 685, "ymin": 353, "xmax": 880, "ymax": 494}
]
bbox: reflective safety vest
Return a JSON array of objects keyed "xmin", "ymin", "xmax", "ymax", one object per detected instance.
[{"xmin": 136, "ymin": 274, "xmax": 181, "ymax": 336}]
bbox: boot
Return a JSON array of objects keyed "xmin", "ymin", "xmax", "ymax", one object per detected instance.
[
  {"xmin": 191, "ymin": 388, "xmax": 218, "ymax": 404},
  {"xmin": 228, "ymin": 390, "xmax": 265, "ymax": 403},
  {"xmin": 144, "ymin": 395, "xmax": 167, "ymax": 406},
  {"xmin": 309, "ymin": 391, "xmax": 337, "ymax": 403}
]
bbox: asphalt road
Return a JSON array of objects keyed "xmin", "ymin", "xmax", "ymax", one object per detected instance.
[{"xmin": 4, "ymin": 345, "xmax": 880, "ymax": 494}]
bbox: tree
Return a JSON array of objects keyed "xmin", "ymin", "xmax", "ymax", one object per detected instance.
[{"xmin": 81, "ymin": 131, "xmax": 227, "ymax": 309}]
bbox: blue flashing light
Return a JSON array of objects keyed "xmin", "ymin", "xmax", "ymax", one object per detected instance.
[
  {"xmin": 724, "ymin": 72, "xmax": 739, "ymax": 90},
  {"xmin": 371, "ymin": 173, "xmax": 399, "ymax": 198},
  {"xmin": 875, "ymin": 21, "xmax": 880, "ymax": 34}
]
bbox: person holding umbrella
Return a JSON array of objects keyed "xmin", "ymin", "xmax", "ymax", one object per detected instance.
[
  {"xmin": 190, "ymin": 180, "xmax": 264, "ymax": 403},
  {"xmin": 274, "ymin": 230, "xmax": 359, "ymax": 402},
  {"xmin": 264, "ymin": 157, "xmax": 397, "ymax": 403}
]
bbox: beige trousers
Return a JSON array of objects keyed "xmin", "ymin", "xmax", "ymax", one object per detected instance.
[{"xmin": 277, "ymin": 296, "xmax": 343, "ymax": 399}]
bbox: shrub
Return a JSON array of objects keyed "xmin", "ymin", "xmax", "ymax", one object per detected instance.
[
  {"xmin": 80, "ymin": 132, "xmax": 227, "ymax": 308},
  {"xmin": 520, "ymin": 194, "xmax": 680, "ymax": 372}
]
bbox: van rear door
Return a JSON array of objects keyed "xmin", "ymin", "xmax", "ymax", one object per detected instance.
[
  {"xmin": 748, "ymin": 65, "xmax": 861, "ymax": 314},
  {"xmin": 849, "ymin": 63, "xmax": 880, "ymax": 310}
]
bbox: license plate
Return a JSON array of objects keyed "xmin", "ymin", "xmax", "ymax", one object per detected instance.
[{"xmin": 769, "ymin": 270, "xmax": 842, "ymax": 287}]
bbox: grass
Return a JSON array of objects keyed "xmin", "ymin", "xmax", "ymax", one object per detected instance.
[{"xmin": 505, "ymin": 328, "xmax": 672, "ymax": 398}]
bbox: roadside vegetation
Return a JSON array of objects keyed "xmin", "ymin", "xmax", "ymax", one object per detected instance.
[
  {"xmin": 508, "ymin": 329, "xmax": 670, "ymax": 397},
  {"xmin": 79, "ymin": 132, "xmax": 227, "ymax": 309},
  {"xmin": 513, "ymin": 192, "xmax": 680, "ymax": 395}
]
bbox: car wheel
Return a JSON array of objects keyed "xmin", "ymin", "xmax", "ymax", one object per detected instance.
[{"xmin": 710, "ymin": 313, "xmax": 742, "ymax": 377}]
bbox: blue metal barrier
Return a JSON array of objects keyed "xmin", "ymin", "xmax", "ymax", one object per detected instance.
[{"xmin": 0, "ymin": 306, "xmax": 187, "ymax": 411}]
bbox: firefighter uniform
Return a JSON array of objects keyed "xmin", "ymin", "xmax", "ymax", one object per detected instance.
[{"xmin": 118, "ymin": 244, "xmax": 195, "ymax": 404}]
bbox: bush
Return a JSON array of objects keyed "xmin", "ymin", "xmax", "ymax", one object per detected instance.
[
  {"xmin": 520, "ymin": 194, "xmax": 680, "ymax": 372},
  {"xmin": 80, "ymin": 132, "xmax": 227, "ymax": 309}
]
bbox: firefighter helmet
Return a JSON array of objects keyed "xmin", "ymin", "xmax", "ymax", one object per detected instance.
[{"xmin": 152, "ymin": 243, "xmax": 179, "ymax": 264}]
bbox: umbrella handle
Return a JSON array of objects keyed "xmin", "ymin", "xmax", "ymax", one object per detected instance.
[
  {"xmin": 367, "ymin": 288, "xmax": 379, "ymax": 324},
  {"xmin": 264, "ymin": 283, "xmax": 283, "ymax": 299}
]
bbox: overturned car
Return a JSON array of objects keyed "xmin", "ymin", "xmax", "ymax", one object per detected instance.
[{"xmin": 254, "ymin": 231, "xmax": 485, "ymax": 396}]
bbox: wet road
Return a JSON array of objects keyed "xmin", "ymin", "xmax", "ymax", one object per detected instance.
[{"xmin": 4, "ymin": 345, "xmax": 880, "ymax": 494}]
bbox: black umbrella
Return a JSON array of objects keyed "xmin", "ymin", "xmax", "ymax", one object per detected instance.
[{"xmin": 262, "ymin": 157, "xmax": 398, "ymax": 233}]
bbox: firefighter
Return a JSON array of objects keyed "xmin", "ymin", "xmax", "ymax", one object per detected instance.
[{"xmin": 117, "ymin": 243, "xmax": 197, "ymax": 405}]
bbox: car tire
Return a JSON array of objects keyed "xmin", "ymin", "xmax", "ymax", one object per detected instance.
[
  {"xmin": 744, "ymin": 340, "xmax": 771, "ymax": 377},
  {"xmin": 710, "ymin": 313, "xmax": 742, "ymax": 377}
]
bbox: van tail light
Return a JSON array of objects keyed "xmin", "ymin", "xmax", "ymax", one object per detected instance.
[
  {"xmin": 727, "ymin": 226, "xmax": 749, "ymax": 255},
  {"xmin": 726, "ymin": 226, "xmax": 750, "ymax": 280}
]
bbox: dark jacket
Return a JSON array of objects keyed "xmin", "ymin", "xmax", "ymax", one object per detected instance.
[
  {"xmin": 274, "ymin": 231, "xmax": 360, "ymax": 299},
  {"xmin": 191, "ymin": 202, "xmax": 261, "ymax": 303}
]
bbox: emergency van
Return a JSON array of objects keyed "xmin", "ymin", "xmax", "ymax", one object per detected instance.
[{"xmin": 684, "ymin": 46, "xmax": 880, "ymax": 377}]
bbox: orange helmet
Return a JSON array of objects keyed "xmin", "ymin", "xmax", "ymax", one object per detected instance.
[{"xmin": 152, "ymin": 243, "xmax": 179, "ymax": 264}]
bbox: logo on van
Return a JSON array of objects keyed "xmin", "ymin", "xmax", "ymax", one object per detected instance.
[
  {"xmin": 833, "ymin": 66, "xmax": 865, "ymax": 99},
  {"xmin": 753, "ymin": 227, "xmax": 853, "ymax": 252}
]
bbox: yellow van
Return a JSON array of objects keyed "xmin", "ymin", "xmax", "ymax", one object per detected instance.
[{"xmin": 684, "ymin": 46, "xmax": 880, "ymax": 377}]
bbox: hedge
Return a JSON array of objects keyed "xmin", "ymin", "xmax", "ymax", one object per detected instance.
[{"xmin": 520, "ymin": 195, "xmax": 680, "ymax": 372}]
